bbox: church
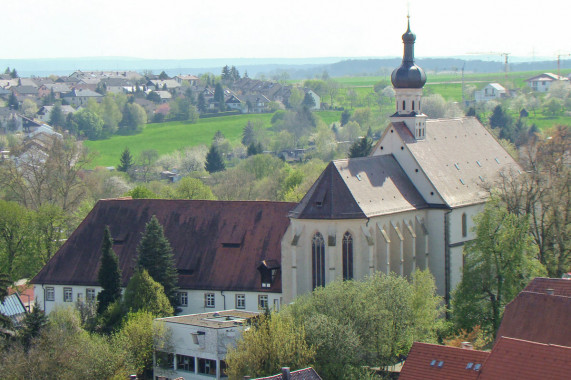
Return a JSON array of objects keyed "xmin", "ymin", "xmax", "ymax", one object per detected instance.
[
  {"xmin": 281, "ymin": 20, "xmax": 519, "ymax": 304},
  {"xmin": 31, "ymin": 21, "xmax": 519, "ymax": 313}
]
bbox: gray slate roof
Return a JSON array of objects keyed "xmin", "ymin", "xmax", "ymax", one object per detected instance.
[
  {"xmin": 290, "ymin": 155, "xmax": 426, "ymax": 219},
  {"xmin": 392, "ymin": 117, "xmax": 520, "ymax": 207}
]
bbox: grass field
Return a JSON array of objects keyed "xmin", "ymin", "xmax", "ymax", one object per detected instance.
[
  {"xmin": 84, "ymin": 111, "xmax": 344, "ymax": 168},
  {"xmin": 85, "ymin": 113, "xmax": 275, "ymax": 167}
]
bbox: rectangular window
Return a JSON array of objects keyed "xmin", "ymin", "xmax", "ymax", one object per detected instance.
[
  {"xmin": 198, "ymin": 358, "xmax": 217, "ymax": 376},
  {"xmin": 205, "ymin": 293, "xmax": 215, "ymax": 308},
  {"xmin": 236, "ymin": 294, "xmax": 245, "ymax": 309},
  {"xmin": 63, "ymin": 287, "xmax": 73, "ymax": 302},
  {"xmin": 220, "ymin": 360, "xmax": 228, "ymax": 378},
  {"xmin": 86, "ymin": 288, "xmax": 96, "ymax": 302},
  {"xmin": 156, "ymin": 351, "xmax": 174, "ymax": 369},
  {"xmin": 179, "ymin": 292, "xmax": 188, "ymax": 307},
  {"xmin": 176, "ymin": 354, "xmax": 195, "ymax": 372},
  {"xmin": 46, "ymin": 287, "xmax": 55, "ymax": 301},
  {"xmin": 258, "ymin": 295, "xmax": 268, "ymax": 310}
]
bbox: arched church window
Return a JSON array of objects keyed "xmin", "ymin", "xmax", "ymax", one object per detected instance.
[
  {"xmin": 462, "ymin": 213, "xmax": 467, "ymax": 237},
  {"xmin": 342, "ymin": 232, "xmax": 353, "ymax": 280},
  {"xmin": 412, "ymin": 100, "xmax": 415, "ymax": 110},
  {"xmin": 312, "ymin": 232, "xmax": 325, "ymax": 289},
  {"xmin": 402, "ymin": 100, "xmax": 406, "ymax": 110}
]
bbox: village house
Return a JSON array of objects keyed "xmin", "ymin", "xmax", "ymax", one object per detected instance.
[
  {"xmin": 525, "ymin": 72, "xmax": 568, "ymax": 92},
  {"xmin": 473, "ymin": 83, "xmax": 507, "ymax": 102},
  {"xmin": 174, "ymin": 74, "xmax": 200, "ymax": 86},
  {"xmin": 62, "ymin": 88, "xmax": 103, "ymax": 106}
]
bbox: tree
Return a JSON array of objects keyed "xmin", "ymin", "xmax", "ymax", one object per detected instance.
[
  {"xmin": 0, "ymin": 135, "xmax": 90, "ymax": 212},
  {"xmin": 136, "ymin": 216, "xmax": 179, "ymax": 309},
  {"xmin": 214, "ymin": 82, "xmax": 225, "ymax": 111},
  {"xmin": 97, "ymin": 226, "xmax": 122, "ymax": 315},
  {"xmin": 327, "ymin": 79, "xmax": 339, "ymax": 107},
  {"xmin": 0, "ymin": 200, "xmax": 33, "ymax": 281},
  {"xmin": 543, "ymin": 97, "xmax": 563, "ymax": 116},
  {"xmin": 70, "ymin": 109, "xmax": 104, "ymax": 139},
  {"xmin": 242, "ymin": 121, "xmax": 256, "ymax": 146},
  {"xmin": 348, "ymin": 137, "xmax": 373, "ymax": 158},
  {"xmin": 48, "ymin": 103, "xmax": 65, "ymax": 128},
  {"xmin": 340, "ymin": 109, "xmax": 351, "ymax": 126},
  {"xmin": 170, "ymin": 177, "xmax": 215, "ymax": 200},
  {"xmin": 302, "ymin": 92, "xmax": 316, "ymax": 108},
  {"xmin": 17, "ymin": 300, "xmax": 48, "ymax": 350},
  {"xmin": 247, "ymin": 142, "xmax": 264, "ymax": 156},
  {"xmin": 146, "ymin": 91, "xmax": 162, "ymax": 103},
  {"xmin": 230, "ymin": 66, "xmax": 240, "ymax": 81},
  {"xmin": 197, "ymin": 93, "xmax": 207, "ymax": 113},
  {"xmin": 452, "ymin": 198, "xmax": 546, "ymax": 337},
  {"xmin": 123, "ymin": 268, "xmax": 173, "ymax": 317},
  {"xmin": 114, "ymin": 311, "xmax": 172, "ymax": 379},
  {"xmin": 494, "ymin": 126, "xmax": 570, "ymax": 277},
  {"xmin": 10, "ymin": 68, "xmax": 18, "ymax": 79},
  {"xmin": 225, "ymin": 312, "xmax": 315, "ymax": 379},
  {"xmin": 136, "ymin": 149, "xmax": 159, "ymax": 182},
  {"xmin": 221, "ymin": 65, "xmax": 231, "ymax": 81},
  {"xmin": 121, "ymin": 103, "xmax": 147, "ymax": 132},
  {"xmin": 117, "ymin": 147, "xmax": 133, "ymax": 172},
  {"xmin": 8, "ymin": 92, "xmax": 18, "ymax": 110},
  {"xmin": 21, "ymin": 99, "xmax": 38, "ymax": 119},
  {"xmin": 205, "ymin": 144, "xmax": 226, "ymax": 173},
  {"xmin": 158, "ymin": 71, "xmax": 169, "ymax": 80},
  {"xmin": 125, "ymin": 185, "xmax": 159, "ymax": 199}
]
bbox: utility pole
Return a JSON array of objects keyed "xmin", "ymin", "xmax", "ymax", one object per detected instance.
[{"xmin": 557, "ymin": 53, "xmax": 571, "ymax": 78}]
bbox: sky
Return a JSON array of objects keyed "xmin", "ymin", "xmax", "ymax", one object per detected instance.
[{"xmin": 2, "ymin": 0, "xmax": 569, "ymax": 61}]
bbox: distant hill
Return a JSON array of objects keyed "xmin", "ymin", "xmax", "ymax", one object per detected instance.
[{"xmin": 1, "ymin": 56, "xmax": 569, "ymax": 79}]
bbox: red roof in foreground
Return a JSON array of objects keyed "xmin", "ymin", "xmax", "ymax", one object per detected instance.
[
  {"xmin": 31, "ymin": 199, "xmax": 296, "ymax": 293},
  {"xmin": 495, "ymin": 291, "xmax": 571, "ymax": 346},
  {"xmin": 478, "ymin": 337, "xmax": 571, "ymax": 380},
  {"xmin": 399, "ymin": 342, "xmax": 490, "ymax": 380},
  {"xmin": 523, "ymin": 277, "xmax": 571, "ymax": 297}
]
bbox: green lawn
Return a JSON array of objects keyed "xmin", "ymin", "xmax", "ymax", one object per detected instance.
[{"xmin": 85, "ymin": 113, "xmax": 274, "ymax": 168}]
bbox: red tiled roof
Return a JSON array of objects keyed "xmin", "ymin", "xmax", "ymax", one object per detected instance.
[
  {"xmin": 399, "ymin": 342, "xmax": 490, "ymax": 380},
  {"xmin": 522, "ymin": 277, "xmax": 571, "ymax": 297},
  {"xmin": 31, "ymin": 199, "xmax": 296, "ymax": 293},
  {"xmin": 478, "ymin": 337, "xmax": 571, "ymax": 380},
  {"xmin": 495, "ymin": 291, "xmax": 571, "ymax": 346}
]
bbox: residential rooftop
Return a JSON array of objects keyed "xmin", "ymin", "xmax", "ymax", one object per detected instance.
[{"xmin": 156, "ymin": 310, "xmax": 258, "ymax": 329}]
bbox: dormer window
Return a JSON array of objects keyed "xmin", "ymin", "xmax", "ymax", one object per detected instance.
[{"xmin": 258, "ymin": 260, "xmax": 280, "ymax": 288}]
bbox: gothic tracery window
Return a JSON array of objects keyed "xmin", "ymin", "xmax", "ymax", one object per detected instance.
[
  {"xmin": 342, "ymin": 232, "xmax": 353, "ymax": 280},
  {"xmin": 312, "ymin": 232, "xmax": 325, "ymax": 289}
]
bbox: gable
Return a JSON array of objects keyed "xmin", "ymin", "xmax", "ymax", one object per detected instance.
[
  {"xmin": 290, "ymin": 155, "xmax": 426, "ymax": 219},
  {"xmin": 31, "ymin": 199, "xmax": 296, "ymax": 293}
]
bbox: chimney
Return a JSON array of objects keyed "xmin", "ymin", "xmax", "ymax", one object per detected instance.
[
  {"xmin": 546, "ymin": 288, "xmax": 554, "ymax": 295},
  {"xmin": 461, "ymin": 342, "xmax": 474, "ymax": 350},
  {"xmin": 281, "ymin": 367, "xmax": 291, "ymax": 380}
]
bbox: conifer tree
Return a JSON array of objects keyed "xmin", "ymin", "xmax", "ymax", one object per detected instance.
[
  {"xmin": 205, "ymin": 143, "xmax": 226, "ymax": 173},
  {"xmin": 348, "ymin": 137, "xmax": 373, "ymax": 158},
  {"xmin": 136, "ymin": 216, "xmax": 179, "ymax": 309},
  {"xmin": 97, "ymin": 226, "xmax": 122, "ymax": 315},
  {"xmin": 117, "ymin": 147, "xmax": 133, "ymax": 172},
  {"xmin": 242, "ymin": 121, "xmax": 256, "ymax": 146},
  {"xmin": 214, "ymin": 82, "xmax": 225, "ymax": 111},
  {"xmin": 18, "ymin": 300, "xmax": 48, "ymax": 350}
]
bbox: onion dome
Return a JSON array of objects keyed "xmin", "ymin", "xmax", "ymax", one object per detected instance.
[{"xmin": 391, "ymin": 19, "xmax": 427, "ymax": 89}]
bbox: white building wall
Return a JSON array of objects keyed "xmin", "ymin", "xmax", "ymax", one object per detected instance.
[{"xmin": 34, "ymin": 284, "xmax": 280, "ymax": 315}]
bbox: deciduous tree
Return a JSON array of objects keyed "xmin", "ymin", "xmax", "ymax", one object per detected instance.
[{"xmin": 452, "ymin": 198, "xmax": 546, "ymax": 336}]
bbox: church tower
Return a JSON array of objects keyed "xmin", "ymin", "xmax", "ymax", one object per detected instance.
[{"xmin": 390, "ymin": 18, "xmax": 428, "ymax": 140}]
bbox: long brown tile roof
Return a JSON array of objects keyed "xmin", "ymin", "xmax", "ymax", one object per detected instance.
[
  {"xmin": 399, "ymin": 342, "xmax": 490, "ymax": 380},
  {"xmin": 478, "ymin": 337, "xmax": 571, "ymax": 380},
  {"xmin": 522, "ymin": 277, "xmax": 571, "ymax": 297},
  {"xmin": 495, "ymin": 290, "xmax": 571, "ymax": 346},
  {"xmin": 31, "ymin": 199, "xmax": 296, "ymax": 293}
]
